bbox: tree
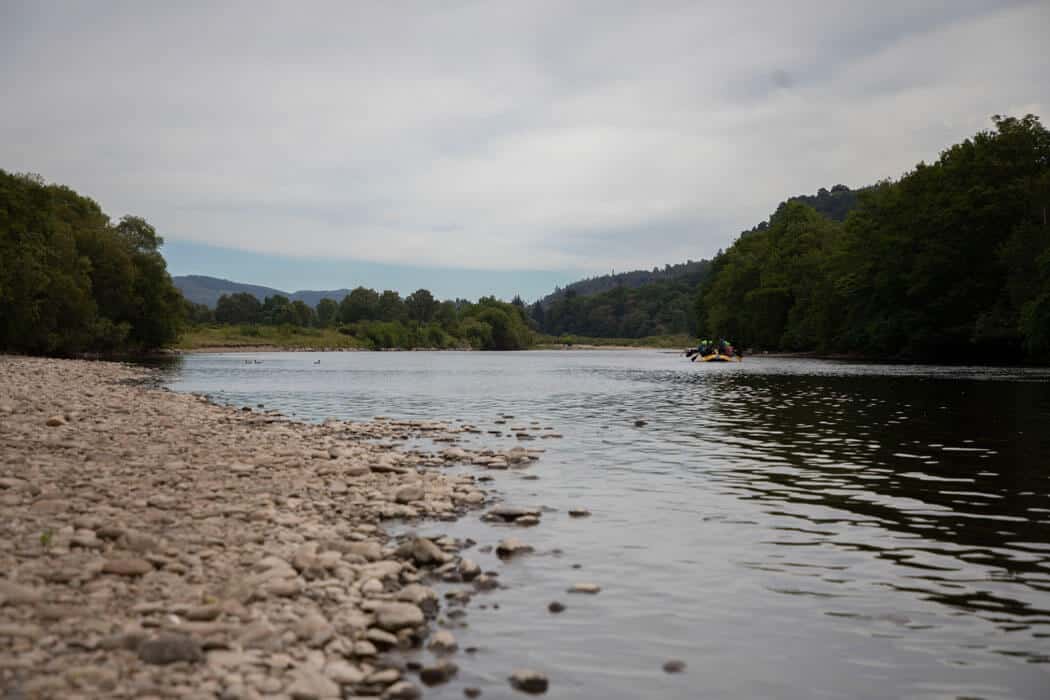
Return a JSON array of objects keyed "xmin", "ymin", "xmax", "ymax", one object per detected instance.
[
  {"xmin": 405, "ymin": 288, "xmax": 438, "ymax": 323},
  {"xmin": 215, "ymin": 292, "xmax": 262, "ymax": 324},
  {"xmin": 377, "ymin": 290, "xmax": 406, "ymax": 322},
  {"xmin": 315, "ymin": 297, "xmax": 339, "ymax": 327},
  {"xmin": 0, "ymin": 171, "xmax": 182, "ymax": 354},
  {"xmin": 339, "ymin": 287, "xmax": 380, "ymax": 323}
]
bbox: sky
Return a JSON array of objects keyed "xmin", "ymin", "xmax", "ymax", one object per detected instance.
[{"xmin": 2, "ymin": 1, "xmax": 1048, "ymax": 301}]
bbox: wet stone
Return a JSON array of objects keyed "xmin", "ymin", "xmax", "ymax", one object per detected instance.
[
  {"xmin": 383, "ymin": 681, "xmax": 422, "ymax": 700},
  {"xmin": 496, "ymin": 538, "xmax": 534, "ymax": 558},
  {"xmin": 419, "ymin": 660, "xmax": 458, "ymax": 686},
  {"xmin": 508, "ymin": 669, "xmax": 549, "ymax": 694},
  {"xmin": 367, "ymin": 668, "xmax": 401, "ymax": 684},
  {"xmin": 428, "ymin": 629, "xmax": 458, "ymax": 654},
  {"xmin": 663, "ymin": 659, "xmax": 687, "ymax": 674}
]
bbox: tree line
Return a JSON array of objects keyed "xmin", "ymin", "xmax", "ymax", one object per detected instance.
[
  {"xmin": 696, "ymin": 115, "xmax": 1050, "ymax": 363},
  {"xmin": 190, "ymin": 288, "xmax": 533, "ymax": 350},
  {"xmin": 525, "ymin": 187, "xmax": 862, "ymax": 340},
  {"xmin": 0, "ymin": 170, "xmax": 183, "ymax": 355}
]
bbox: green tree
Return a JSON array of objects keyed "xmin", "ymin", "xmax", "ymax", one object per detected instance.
[
  {"xmin": 315, "ymin": 297, "xmax": 339, "ymax": 327},
  {"xmin": 215, "ymin": 292, "xmax": 262, "ymax": 324},
  {"xmin": 0, "ymin": 171, "xmax": 182, "ymax": 354},
  {"xmin": 405, "ymin": 288, "xmax": 438, "ymax": 323},
  {"xmin": 377, "ymin": 290, "xmax": 406, "ymax": 322},
  {"xmin": 339, "ymin": 287, "xmax": 380, "ymax": 322}
]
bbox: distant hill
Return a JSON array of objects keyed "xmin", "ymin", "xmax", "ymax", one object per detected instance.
[{"xmin": 173, "ymin": 275, "xmax": 352, "ymax": 308}]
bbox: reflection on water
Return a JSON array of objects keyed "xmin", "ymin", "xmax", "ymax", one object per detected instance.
[{"xmin": 163, "ymin": 351, "xmax": 1050, "ymax": 699}]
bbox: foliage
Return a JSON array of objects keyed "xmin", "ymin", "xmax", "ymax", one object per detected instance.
[
  {"xmin": 535, "ymin": 271, "xmax": 708, "ymax": 338},
  {"xmin": 698, "ymin": 115, "xmax": 1050, "ymax": 363},
  {"xmin": 0, "ymin": 170, "xmax": 183, "ymax": 354},
  {"xmin": 177, "ymin": 324, "xmax": 366, "ymax": 350},
  {"xmin": 196, "ymin": 289, "xmax": 534, "ymax": 351}
]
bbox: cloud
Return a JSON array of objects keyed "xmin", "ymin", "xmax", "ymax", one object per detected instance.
[{"xmin": 2, "ymin": 0, "xmax": 1047, "ymax": 276}]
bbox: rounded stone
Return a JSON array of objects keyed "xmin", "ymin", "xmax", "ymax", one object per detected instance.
[
  {"xmin": 508, "ymin": 669, "xmax": 548, "ymax": 694},
  {"xmin": 137, "ymin": 634, "xmax": 203, "ymax": 665}
]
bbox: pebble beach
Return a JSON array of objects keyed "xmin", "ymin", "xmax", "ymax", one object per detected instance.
[{"xmin": 0, "ymin": 356, "xmax": 548, "ymax": 699}]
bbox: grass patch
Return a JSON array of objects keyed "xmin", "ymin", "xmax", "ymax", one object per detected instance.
[{"xmin": 176, "ymin": 325, "xmax": 367, "ymax": 350}]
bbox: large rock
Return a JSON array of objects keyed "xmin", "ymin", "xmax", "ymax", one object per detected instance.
[
  {"xmin": 420, "ymin": 660, "xmax": 458, "ymax": 686},
  {"xmin": 0, "ymin": 580, "xmax": 43, "ymax": 606},
  {"xmin": 397, "ymin": 583, "xmax": 438, "ymax": 615},
  {"xmin": 427, "ymin": 629, "xmax": 458, "ymax": 654},
  {"xmin": 346, "ymin": 541, "xmax": 383, "ymax": 561},
  {"xmin": 287, "ymin": 668, "xmax": 341, "ymax": 699},
  {"xmin": 372, "ymin": 602, "xmax": 425, "ymax": 631},
  {"xmin": 508, "ymin": 669, "xmax": 549, "ymax": 694},
  {"xmin": 496, "ymin": 538, "xmax": 533, "ymax": 558},
  {"xmin": 411, "ymin": 537, "xmax": 451, "ymax": 565},
  {"xmin": 382, "ymin": 681, "xmax": 422, "ymax": 700},
  {"xmin": 101, "ymin": 558, "xmax": 154, "ymax": 577},
  {"xmin": 458, "ymin": 558, "xmax": 481, "ymax": 581},
  {"xmin": 394, "ymin": 484, "xmax": 425, "ymax": 503},
  {"xmin": 325, "ymin": 660, "xmax": 365, "ymax": 684},
  {"xmin": 484, "ymin": 506, "xmax": 540, "ymax": 522},
  {"xmin": 137, "ymin": 634, "xmax": 203, "ymax": 665},
  {"xmin": 295, "ymin": 611, "xmax": 334, "ymax": 647},
  {"xmin": 366, "ymin": 628, "xmax": 399, "ymax": 648}
]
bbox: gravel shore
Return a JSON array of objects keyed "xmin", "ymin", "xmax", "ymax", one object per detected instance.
[{"xmin": 0, "ymin": 356, "xmax": 526, "ymax": 699}]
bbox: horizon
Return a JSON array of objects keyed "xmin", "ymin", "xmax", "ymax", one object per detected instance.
[{"xmin": 3, "ymin": 1, "xmax": 1048, "ymax": 299}]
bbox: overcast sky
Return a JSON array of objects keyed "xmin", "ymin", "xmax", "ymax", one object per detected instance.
[{"xmin": 2, "ymin": 1, "xmax": 1048, "ymax": 299}]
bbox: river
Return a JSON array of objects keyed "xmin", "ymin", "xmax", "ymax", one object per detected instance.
[{"xmin": 161, "ymin": 350, "xmax": 1050, "ymax": 699}]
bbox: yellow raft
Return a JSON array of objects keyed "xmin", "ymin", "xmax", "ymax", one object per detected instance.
[{"xmin": 697, "ymin": 353, "xmax": 741, "ymax": 362}]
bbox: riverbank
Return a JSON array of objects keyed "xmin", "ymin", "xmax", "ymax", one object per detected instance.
[
  {"xmin": 0, "ymin": 356, "xmax": 533, "ymax": 699},
  {"xmin": 176, "ymin": 326, "xmax": 693, "ymax": 353},
  {"xmin": 176, "ymin": 326, "xmax": 367, "ymax": 352}
]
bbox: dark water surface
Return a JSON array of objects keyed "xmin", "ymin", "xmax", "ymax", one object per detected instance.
[{"xmin": 162, "ymin": 351, "xmax": 1050, "ymax": 699}]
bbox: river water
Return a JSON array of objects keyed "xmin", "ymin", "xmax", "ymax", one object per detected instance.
[{"xmin": 161, "ymin": 350, "xmax": 1050, "ymax": 699}]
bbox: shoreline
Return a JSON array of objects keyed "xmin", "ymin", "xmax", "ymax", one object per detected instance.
[
  {"xmin": 0, "ymin": 355, "xmax": 535, "ymax": 699},
  {"xmin": 174, "ymin": 344, "xmax": 666, "ymax": 354}
]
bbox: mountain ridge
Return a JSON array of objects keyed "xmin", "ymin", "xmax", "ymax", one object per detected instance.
[{"xmin": 173, "ymin": 275, "xmax": 353, "ymax": 309}]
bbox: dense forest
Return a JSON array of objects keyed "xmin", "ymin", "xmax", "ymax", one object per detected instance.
[
  {"xmin": 529, "ymin": 186, "xmax": 861, "ymax": 339},
  {"xmin": 532, "ymin": 264, "xmax": 710, "ymax": 338},
  {"xmin": 191, "ymin": 288, "xmax": 533, "ymax": 350},
  {"xmin": 0, "ymin": 170, "xmax": 183, "ymax": 354},
  {"xmin": 697, "ymin": 115, "xmax": 1050, "ymax": 363}
]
